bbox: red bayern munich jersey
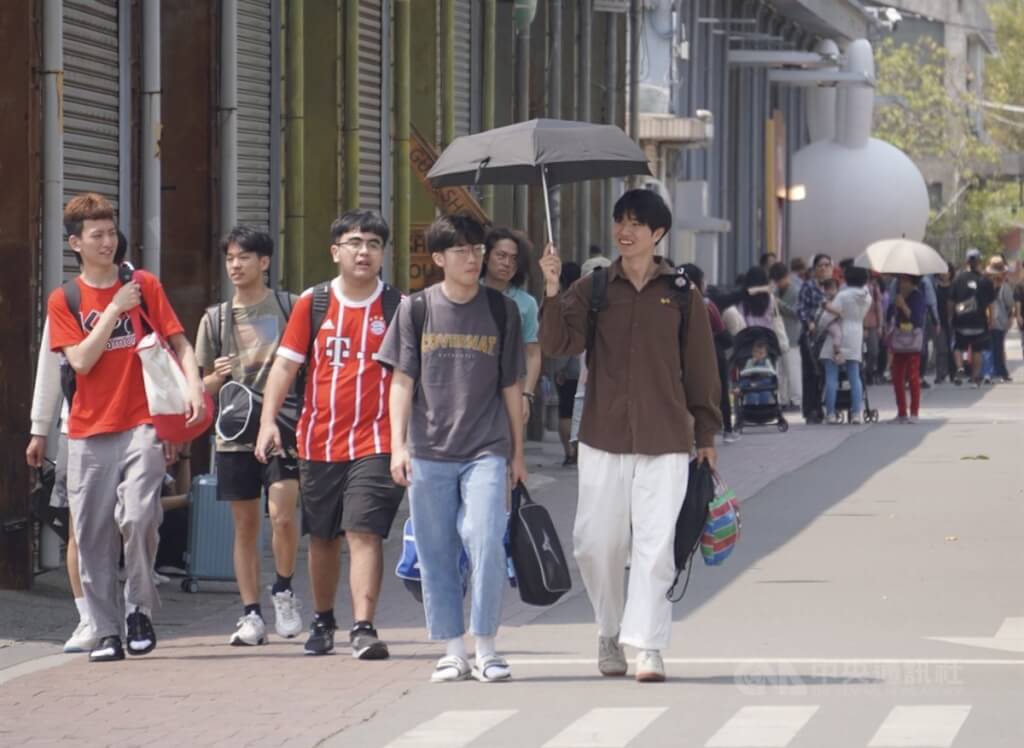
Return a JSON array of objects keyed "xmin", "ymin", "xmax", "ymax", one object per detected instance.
[{"xmin": 277, "ymin": 279, "xmax": 393, "ymax": 462}]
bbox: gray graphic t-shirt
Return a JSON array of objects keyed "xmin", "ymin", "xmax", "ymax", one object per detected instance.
[
  {"xmin": 196, "ymin": 291, "xmax": 298, "ymax": 453},
  {"xmin": 377, "ymin": 284, "xmax": 526, "ymax": 462}
]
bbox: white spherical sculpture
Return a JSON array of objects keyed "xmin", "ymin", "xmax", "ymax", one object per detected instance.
[{"xmin": 790, "ymin": 39, "xmax": 929, "ymax": 263}]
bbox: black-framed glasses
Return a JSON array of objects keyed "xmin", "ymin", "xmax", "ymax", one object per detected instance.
[{"xmin": 338, "ymin": 238, "xmax": 385, "ymax": 252}]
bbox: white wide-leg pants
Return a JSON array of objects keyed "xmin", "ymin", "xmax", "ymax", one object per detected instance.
[{"xmin": 574, "ymin": 443, "xmax": 690, "ymax": 651}]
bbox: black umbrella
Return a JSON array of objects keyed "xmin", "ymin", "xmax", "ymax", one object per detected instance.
[{"xmin": 427, "ymin": 118, "xmax": 651, "ymax": 241}]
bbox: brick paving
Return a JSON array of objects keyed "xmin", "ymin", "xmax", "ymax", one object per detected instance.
[{"xmin": 1, "ymin": 367, "xmax": 985, "ymax": 747}]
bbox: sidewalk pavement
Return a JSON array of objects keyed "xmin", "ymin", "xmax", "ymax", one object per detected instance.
[{"xmin": 0, "ymin": 351, "xmax": 1009, "ymax": 746}]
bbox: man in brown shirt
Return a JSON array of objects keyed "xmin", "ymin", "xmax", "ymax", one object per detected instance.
[{"xmin": 540, "ymin": 189, "xmax": 721, "ymax": 683}]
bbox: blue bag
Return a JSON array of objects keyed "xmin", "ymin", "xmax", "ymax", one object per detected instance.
[{"xmin": 395, "ymin": 517, "xmax": 471, "ymax": 603}]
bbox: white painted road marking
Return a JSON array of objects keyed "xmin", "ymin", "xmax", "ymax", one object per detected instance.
[
  {"xmin": 868, "ymin": 705, "xmax": 972, "ymax": 747},
  {"xmin": 383, "ymin": 709, "xmax": 516, "ymax": 748},
  {"xmin": 507, "ymin": 656, "xmax": 1024, "ymax": 667},
  {"xmin": 543, "ymin": 707, "xmax": 667, "ymax": 747},
  {"xmin": 929, "ymin": 617, "xmax": 1024, "ymax": 654},
  {"xmin": 704, "ymin": 705, "xmax": 819, "ymax": 747}
]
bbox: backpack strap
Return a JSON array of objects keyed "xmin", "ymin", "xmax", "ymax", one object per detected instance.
[
  {"xmin": 273, "ymin": 289, "xmax": 294, "ymax": 320},
  {"xmin": 62, "ymin": 280, "xmax": 82, "ymax": 331},
  {"xmin": 380, "ymin": 283, "xmax": 404, "ymax": 327},
  {"xmin": 586, "ymin": 267, "xmax": 609, "ymax": 370},
  {"xmin": 482, "ymin": 287, "xmax": 507, "ymax": 390},
  {"xmin": 667, "ymin": 266, "xmax": 692, "ymax": 364},
  {"xmin": 409, "ymin": 291, "xmax": 428, "ymax": 371},
  {"xmin": 306, "ymin": 282, "xmax": 332, "ymax": 362}
]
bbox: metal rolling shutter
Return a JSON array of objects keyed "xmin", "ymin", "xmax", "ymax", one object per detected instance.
[
  {"xmin": 237, "ymin": 0, "xmax": 273, "ymax": 231},
  {"xmin": 63, "ymin": 0, "xmax": 119, "ymax": 280},
  {"xmin": 358, "ymin": 0, "xmax": 384, "ymax": 213},
  {"xmin": 453, "ymin": 0, "xmax": 472, "ymax": 138}
]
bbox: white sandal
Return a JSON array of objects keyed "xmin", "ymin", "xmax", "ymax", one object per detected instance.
[
  {"xmin": 430, "ymin": 655, "xmax": 471, "ymax": 683},
  {"xmin": 473, "ymin": 654, "xmax": 511, "ymax": 683}
]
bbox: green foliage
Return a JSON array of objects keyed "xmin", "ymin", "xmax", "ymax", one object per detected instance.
[{"xmin": 985, "ymin": 0, "xmax": 1024, "ymax": 152}]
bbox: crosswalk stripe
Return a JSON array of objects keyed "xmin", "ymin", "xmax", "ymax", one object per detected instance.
[
  {"xmin": 542, "ymin": 707, "xmax": 668, "ymax": 747},
  {"xmin": 382, "ymin": 709, "xmax": 517, "ymax": 748},
  {"xmin": 868, "ymin": 705, "xmax": 972, "ymax": 747},
  {"xmin": 704, "ymin": 705, "xmax": 820, "ymax": 748}
]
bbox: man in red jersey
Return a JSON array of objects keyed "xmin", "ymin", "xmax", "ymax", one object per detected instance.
[
  {"xmin": 256, "ymin": 209, "xmax": 404, "ymax": 658},
  {"xmin": 48, "ymin": 193, "xmax": 205, "ymax": 663}
]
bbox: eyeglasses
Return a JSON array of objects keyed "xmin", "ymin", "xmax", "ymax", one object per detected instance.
[
  {"xmin": 337, "ymin": 237, "xmax": 385, "ymax": 252},
  {"xmin": 447, "ymin": 244, "xmax": 485, "ymax": 259},
  {"xmin": 490, "ymin": 249, "xmax": 519, "ymax": 264},
  {"xmin": 816, "ymin": 261, "xmax": 832, "ymax": 269}
]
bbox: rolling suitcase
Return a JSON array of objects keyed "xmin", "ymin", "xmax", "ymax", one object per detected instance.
[{"xmin": 180, "ymin": 474, "xmax": 237, "ymax": 593}]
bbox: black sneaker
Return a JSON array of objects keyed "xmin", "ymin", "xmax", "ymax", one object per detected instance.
[
  {"xmin": 89, "ymin": 635, "xmax": 125, "ymax": 663},
  {"xmin": 126, "ymin": 608, "xmax": 157, "ymax": 656},
  {"xmin": 304, "ymin": 618, "xmax": 336, "ymax": 656},
  {"xmin": 350, "ymin": 622, "xmax": 389, "ymax": 660}
]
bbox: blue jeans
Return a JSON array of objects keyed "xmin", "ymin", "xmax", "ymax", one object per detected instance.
[
  {"xmin": 823, "ymin": 360, "xmax": 863, "ymax": 417},
  {"xmin": 408, "ymin": 455, "xmax": 508, "ymax": 640}
]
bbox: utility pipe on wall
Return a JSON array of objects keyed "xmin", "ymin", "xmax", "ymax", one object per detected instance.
[
  {"xmin": 220, "ymin": 0, "xmax": 238, "ymax": 298},
  {"xmin": 394, "ymin": 0, "xmax": 411, "ymax": 291},
  {"xmin": 628, "ymin": 0, "xmax": 640, "ymax": 144},
  {"xmin": 547, "ymin": 0, "xmax": 562, "ymax": 246},
  {"xmin": 481, "ymin": 0, "xmax": 497, "ymax": 216},
  {"xmin": 577, "ymin": 0, "xmax": 592, "ymax": 262},
  {"xmin": 513, "ymin": 0, "xmax": 536, "ymax": 230},
  {"xmin": 119, "ymin": 0, "xmax": 132, "ymax": 245},
  {"xmin": 142, "ymin": 0, "xmax": 161, "ymax": 275},
  {"xmin": 441, "ymin": 0, "xmax": 455, "ymax": 147},
  {"xmin": 603, "ymin": 12, "xmax": 618, "ymax": 249},
  {"xmin": 42, "ymin": 0, "xmax": 63, "ymax": 297},
  {"xmin": 344, "ymin": 0, "xmax": 360, "ymax": 209}
]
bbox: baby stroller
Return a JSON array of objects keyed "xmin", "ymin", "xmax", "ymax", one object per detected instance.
[
  {"xmin": 812, "ymin": 335, "xmax": 880, "ymax": 424},
  {"xmin": 729, "ymin": 327, "xmax": 788, "ymax": 433}
]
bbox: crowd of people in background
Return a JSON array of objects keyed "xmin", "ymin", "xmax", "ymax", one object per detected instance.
[{"xmin": 690, "ymin": 244, "xmax": 1021, "ymax": 439}]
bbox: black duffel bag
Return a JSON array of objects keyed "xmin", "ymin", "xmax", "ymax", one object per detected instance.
[
  {"xmin": 215, "ymin": 380, "xmax": 299, "ymax": 451},
  {"xmin": 667, "ymin": 459, "xmax": 715, "ymax": 602},
  {"xmin": 508, "ymin": 482, "xmax": 572, "ymax": 606}
]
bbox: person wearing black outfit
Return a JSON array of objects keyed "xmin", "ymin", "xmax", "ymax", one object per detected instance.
[{"xmin": 934, "ymin": 264, "xmax": 956, "ymax": 383}]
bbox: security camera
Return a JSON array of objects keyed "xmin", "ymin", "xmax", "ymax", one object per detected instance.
[
  {"xmin": 883, "ymin": 8, "xmax": 902, "ymax": 24},
  {"xmin": 695, "ymin": 109, "xmax": 713, "ymax": 123}
]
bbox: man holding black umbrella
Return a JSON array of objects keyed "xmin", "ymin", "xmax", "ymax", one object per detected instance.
[{"xmin": 539, "ymin": 189, "xmax": 721, "ymax": 683}]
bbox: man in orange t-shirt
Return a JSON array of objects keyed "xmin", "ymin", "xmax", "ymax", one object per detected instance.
[{"xmin": 47, "ymin": 193, "xmax": 205, "ymax": 663}]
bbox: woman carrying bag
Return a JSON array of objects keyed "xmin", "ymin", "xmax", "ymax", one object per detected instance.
[{"xmin": 887, "ymin": 275, "xmax": 927, "ymax": 424}]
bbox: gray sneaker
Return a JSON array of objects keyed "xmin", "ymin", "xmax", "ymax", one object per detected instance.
[{"xmin": 598, "ymin": 636, "xmax": 628, "ymax": 677}]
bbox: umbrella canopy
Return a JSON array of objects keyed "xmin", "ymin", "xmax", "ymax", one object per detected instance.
[
  {"xmin": 426, "ymin": 119, "xmax": 651, "ymax": 187},
  {"xmin": 854, "ymin": 239, "xmax": 948, "ymax": 277}
]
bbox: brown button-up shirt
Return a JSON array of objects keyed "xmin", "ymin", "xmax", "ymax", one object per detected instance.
[{"xmin": 540, "ymin": 257, "xmax": 722, "ymax": 455}]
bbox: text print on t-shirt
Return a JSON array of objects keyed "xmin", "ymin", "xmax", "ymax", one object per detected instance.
[
  {"xmin": 81, "ymin": 309, "xmax": 140, "ymax": 351},
  {"xmin": 421, "ymin": 332, "xmax": 498, "ymax": 358}
]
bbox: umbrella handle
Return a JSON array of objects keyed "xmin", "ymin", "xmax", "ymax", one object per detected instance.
[{"xmin": 541, "ymin": 167, "xmax": 554, "ymax": 247}]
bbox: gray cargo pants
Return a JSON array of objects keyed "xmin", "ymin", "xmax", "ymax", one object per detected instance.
[{"xmin": 67, "ymin": 425, "xmax": 165, "ymax": 639}]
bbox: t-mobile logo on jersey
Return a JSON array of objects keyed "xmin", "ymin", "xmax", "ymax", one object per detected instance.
[{"xmin": 324, "ymin": 336, "xmax": 352, "ymax": 367}]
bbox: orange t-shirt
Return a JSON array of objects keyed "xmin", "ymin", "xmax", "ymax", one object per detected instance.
[
  {"xmin": 48, "ymin": 270, "xmax": 185, "ymax": 438},
  {"xmin": 277, "ymin": 280, "xmax": 394, "ymax": 462}
]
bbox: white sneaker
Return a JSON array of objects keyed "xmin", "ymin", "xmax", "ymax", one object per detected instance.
[
  {"xmin": 635, "ymin": 650, "xmax": 666, "ymax": 683},
  {"xmin": 64, "ymin": 620, "xmax": 99, "ymax": 653},
  {"xmin": 229, "ymin": 612, "xmax": 267, "ymax": 646},
  {"xmin": 271, "ymin": 590, "xmax": 303, "ymax": 639}
]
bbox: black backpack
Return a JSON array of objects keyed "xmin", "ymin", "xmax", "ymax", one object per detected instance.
[
  {"xmin": 507, "ymin": 482, "xmax": 572, "ymax": 606},
  {"xmin": 296, "ymin": 281, "xmax": 404, "ymax": 398},
  {"xmin": 405, "ymin": 285, "xmax": 508, "ymax": 391},
  {"xmin": 586, "ymin": 264, "xmax": 691, "ymax": 371},
  {"xmin": 58, "ymin": 264, "xmax": 151, "ymax": 407}
]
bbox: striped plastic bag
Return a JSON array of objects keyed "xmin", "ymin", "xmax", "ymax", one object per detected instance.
[{"xmin": 701, "ymin": 480, "xmax": 740, "ymax": 566}]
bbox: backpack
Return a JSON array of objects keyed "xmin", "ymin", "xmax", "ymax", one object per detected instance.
[
  {"xmin": 293, "ymin": 281, "xmax": 404, "ymax": 399},
  {"xmin": 667, "ymin": 459, "xmax": 715, "ymax": 602},
  {"xmin": 58, "ymin": 265, "xmax": 151, "ymax": 407},
  {"xmin": 406, "ymin": 286, "xmax": 508, "ymax": 391},
  {"xmin": 586, "ymin": 265, "xmax": 691, "ymax": 372},
  {"xmin": 204, "ymin": 290, "xmax": 295, "ymax": 360}
]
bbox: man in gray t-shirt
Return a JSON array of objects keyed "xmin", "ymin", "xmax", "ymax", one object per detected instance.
[{"xmin": 378, "ymin": 214, "xmax": 526, "ymax": 685}]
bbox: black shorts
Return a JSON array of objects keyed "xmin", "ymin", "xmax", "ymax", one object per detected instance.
[
  {"xmin": 556, "ymin": 379, "xmax": 578, "ymax": 419},
  {"xmin": 954, "ymin": 330, "xmax": 991, "ymax": 353},
  {"xmin": 216, "ymin": 451, "xmax": 299, "ymax": 502},
  {"xmin": 298, "ymin": 455, "xmax": 404, "ymax": 540}
]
